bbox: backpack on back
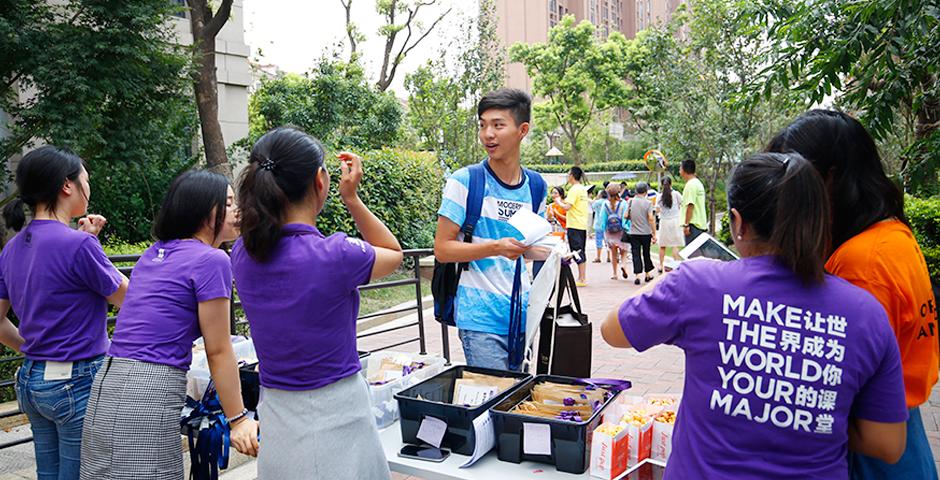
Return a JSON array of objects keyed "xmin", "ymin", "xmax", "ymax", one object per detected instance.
[
  {"xmin": 431, "ymin": 161, "xmax": 546, "ymax": 326},
  {"xmin": 604, "ymin": 201, "xmax": 624, "ymax": 234}
]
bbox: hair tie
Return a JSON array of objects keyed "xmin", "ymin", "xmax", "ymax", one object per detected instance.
[{"xmin": 258, "ymin": 157, "xmax": 275, "ymax": 171}]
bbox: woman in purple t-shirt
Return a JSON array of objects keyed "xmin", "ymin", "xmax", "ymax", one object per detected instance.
[
  {"xmin": 0, "ymin": 146, "xmax": 128, "ymax": 480},
  {"xmin": 602, "ymin": 153, "xmax": 908, "ymax": 479},
  {"xmin": 232, "ymin": 127, "xmax": 403, "ymax": 479},
  {"xmin": 80, "ymin": 171, "xmax": 259, "ymax": 479}
]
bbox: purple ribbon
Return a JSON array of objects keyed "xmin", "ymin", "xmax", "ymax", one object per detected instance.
[{"xmin": 575, "ymin": 378, "xmax": 632, "ymax": 393}]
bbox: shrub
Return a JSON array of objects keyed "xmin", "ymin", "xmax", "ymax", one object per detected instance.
[
  {"xmin": 316, "ymin": 148, "xmax": 443, "ymax": 249},
  {"xmin": 906, "ymin": 196, "xmax": 940, "ymax": 281}
]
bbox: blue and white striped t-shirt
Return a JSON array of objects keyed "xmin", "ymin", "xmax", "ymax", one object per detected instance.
[{"xmin": 437, "ymin": 162, "xmax": 547, "ymax": 335}]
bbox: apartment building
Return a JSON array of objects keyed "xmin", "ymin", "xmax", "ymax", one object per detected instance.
[{"xmin": 495, "ymin": 0, "xmax": 683, "ymax": 93}]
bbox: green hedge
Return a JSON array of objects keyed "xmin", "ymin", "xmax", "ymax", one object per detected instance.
[
  {"xmin": 317, "ymin": 148, "xmax": 443, "ymax": 249},
  {"xmin": 907, "ymin": 196, "xmax": 940, "ymax": 281},
  {"xmin": 525, "ymin": 159, "xmax": 647, "ymax": 173}
]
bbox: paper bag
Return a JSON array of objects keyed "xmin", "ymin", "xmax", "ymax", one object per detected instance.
[
  {"xmin": 624, "ymin": 418, "xmax": 653, "ymax": 467},
  {"xmin": 590, "ymin": 424, "xmax": 630, "ymax": 479},
  {"xmin": 651, "ymin": 410, "xmax": 676, "ymax": 462}
]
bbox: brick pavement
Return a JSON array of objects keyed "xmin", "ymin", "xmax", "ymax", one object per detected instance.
[{"xmin": 362, "ymin": 251, "xmax": 940, "ymax": 478}]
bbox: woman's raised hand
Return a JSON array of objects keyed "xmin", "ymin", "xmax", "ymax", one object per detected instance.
[{"xmin": 337, "ymin": 152, "xmax": 362, "ymax": 203}]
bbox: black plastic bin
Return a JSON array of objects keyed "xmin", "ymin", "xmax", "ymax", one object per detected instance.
[
  {"xmin": 239, "ymin": 350, "xmax": 371, "ymax": 411},
  {"xmin": 394, "ymin": 365, "xmax": 531, "ymax": 455},
  {"xmin": 490, "ymin": 375, "xmax": 628, "ymax": 474}
]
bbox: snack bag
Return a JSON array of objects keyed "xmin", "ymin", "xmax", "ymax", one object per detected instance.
[
  {"xmin": 590, "ymin": 423, "xmax": 629, "ymax": 479},
  {"xmin": 644, "ymin": 393, "xmax": 680, "ymax": 409},
  {"xmin": 651, "ymin": 409, "xmax": 677, "ymax": 462},
  {"xmin": 621, "ymin": 407, "xmax": 657, "ymax": 466}
]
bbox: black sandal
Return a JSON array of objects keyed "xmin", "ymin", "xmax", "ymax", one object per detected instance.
[
  {"xmin": 634, "ymin": 278, "xmax": 641, "ymax": 285},
  {"xmin": 621, "ymin": 268, "xmax": 629, "ymax": 279},
  {"xmin": 645, "ymin": 274, "xmax": 654, "ymax": 283}
]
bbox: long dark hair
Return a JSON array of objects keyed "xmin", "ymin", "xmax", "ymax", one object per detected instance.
[
  {"xmin": 153, "ymin": 170, "xmax": 229, "ymax": 242},
  {"xmin": 660, "ymin": 176, "xmax": 674, "ymax": 209},
  {"xmin": 1, "ymin": 145, "xmax": 85, "ymax": 232},
  {"xmin": 238, "ymin": 127, "xmax": 325, "ymax": 261},
  {"xmin": 727, "ymin": 153, "xmax": 831, "ymax": 284},
  {"xmin": 766, "ymin": 109, "xmax": 907, "ymax": 250}
]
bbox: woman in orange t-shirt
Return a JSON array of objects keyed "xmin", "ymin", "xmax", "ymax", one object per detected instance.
[
  {"xmin": 768, "ymin": 110, "xmax": 939, "ymax": 479},
  {"xmin": 547, "ymin": 186, "xmax": 567, "ymax": 238}
]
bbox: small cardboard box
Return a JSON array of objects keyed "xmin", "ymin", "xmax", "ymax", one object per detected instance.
[{"xmin": 590, "ymin": 424, "xmax": 630, "ymax": 479}]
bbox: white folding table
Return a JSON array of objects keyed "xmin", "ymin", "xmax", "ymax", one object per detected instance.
[{"xmin": 379, "ymin": 422, "xmax": 664, "ymax": 480}]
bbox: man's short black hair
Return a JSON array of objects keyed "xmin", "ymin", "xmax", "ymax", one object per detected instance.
[
  {"xmin": 681, "ymin": 159, "xmax": 696, "ymax": 174},
  {"xmin": 478, "ymin": 88, "xmax": 531, "ymax": 126},
  {"xmin": 569, "ymin": 166, "xmax": 584, "ymax": 181}
]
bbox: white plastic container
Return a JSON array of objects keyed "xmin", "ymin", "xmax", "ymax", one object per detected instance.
[
  {"xmin": 187, "ymin": 336, "xmax": 256, "ymax": 400},
  {"xmin": 365, "ymin": 351, "xmax": 447, "ymax": 428}
]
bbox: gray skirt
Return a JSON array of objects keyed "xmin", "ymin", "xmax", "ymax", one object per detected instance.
[
  {"xmin": 258, "ymin": 373, "xmax": 391, "ymax": 480},
  {"xmin": 80, "ymin": 357, "xmax": 187, "ymax": 480}
]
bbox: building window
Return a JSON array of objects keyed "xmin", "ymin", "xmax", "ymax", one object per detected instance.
[{"xmin": 171, "ymin": 0, "xmax": 187, "ymax": 19}]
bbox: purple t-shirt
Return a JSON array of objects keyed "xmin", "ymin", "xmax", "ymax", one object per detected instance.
[
  {"xmin": 0, "ymin": 220, "xmax": 123, "ymax": 361},
  {"xmin": 108, "ymin": 240, "xmax": 232, "ymax": 370},
  {"xmin": 618, "ymin": 256, "xmax": 907, "ymax": 479},
  {"xmin": 231, "ymin": 224, "xmax": 376, "ymax": 391}
]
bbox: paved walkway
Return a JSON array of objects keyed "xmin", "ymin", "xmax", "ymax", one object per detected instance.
[{"xmin": 3, "ymin": 251, "xmax": 939, "ymax": 478}]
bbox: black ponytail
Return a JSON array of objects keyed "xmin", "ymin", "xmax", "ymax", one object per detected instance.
[
  {"xmin": 728, "ymin": 153, "xmax": 831, "ymax": 284},
  {"xmin": 660, "ymin": 176, "xmax": 674, "ymax": 209},
  {"xmin": 3, "ymin": 146, "xmax": 84, "ymax": 232},
  {"xmin": 2, "ymin": 198, "xmax": 26, "ymax": 232},
  {"xmin": 238, "ymin": 127, "xmax": 325, "ymax": 261}
]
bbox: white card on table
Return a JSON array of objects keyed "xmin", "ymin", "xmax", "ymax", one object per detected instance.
[
  {"xmin": 416, "ymin": 415, "xmax": 447, "ymax": 448},
  {"xmin": 523, "ymin": 422, "xmax": 552, "ymax": 456},
  {"xmin": 43, "ymin": 361, "xmax": 72, "ymax": 381}
]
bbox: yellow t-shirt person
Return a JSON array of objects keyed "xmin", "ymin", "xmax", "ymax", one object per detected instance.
[{"xmin": 564, "ymin": 183, "xmax": 590, "ymax": 230}]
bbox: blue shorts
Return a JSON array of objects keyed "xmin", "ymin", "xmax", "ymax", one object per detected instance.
[
  {"xmin": 459, "ymin": 329, "xmax": 523, "ymax": 372},
  {"xmin": 849, "ymin": 406, "xmax": 937, "ymax": 479},
  {"xmin": 594, "ymin": 228, "xmax": 606, "ymax": 249}
]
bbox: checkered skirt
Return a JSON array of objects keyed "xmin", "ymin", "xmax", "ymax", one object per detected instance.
[{"xmin": 80, "ymin": 357, "xmax": 187, "ymax": 480}]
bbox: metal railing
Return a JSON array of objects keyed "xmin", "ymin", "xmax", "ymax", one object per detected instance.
[{"xmin": 0, "ymin": 247, "xmax": 444, "ymax": 450}]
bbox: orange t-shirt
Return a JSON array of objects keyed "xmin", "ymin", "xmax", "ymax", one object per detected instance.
[
  {"xmin": 550, "ymin": 203, "xmax": 567, "ymax": 230},
  {"xmin": 825, "ymin": 219, "xmax": 939, "ymax": 408}
]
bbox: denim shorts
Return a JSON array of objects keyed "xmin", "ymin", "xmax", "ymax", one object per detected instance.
[{"xmin": 459, "ymin": 329, "xmax": 520, "ymax": 371}]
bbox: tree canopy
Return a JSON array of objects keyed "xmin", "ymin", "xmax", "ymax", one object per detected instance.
[
  {"xmin": 1, "ymin": 0, "xmax": 198, "ymax": 242},
  {"xmin": 249, "ymin": 58, "xmax": 403, "ymax": 150},
  {"xmin": 510, "ymin": 16, "xmax": 631, "ymax": 165}
]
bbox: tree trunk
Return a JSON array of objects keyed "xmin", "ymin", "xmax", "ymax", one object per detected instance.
[
  {"xmin": 194, "ymin": 39, "xmax": 231, "ymax": 177},
  {"xmin": 188, "ymin": 0, "xmax": 233, "ymax": 179},
  {"xmin": 562, "ymin": 124, "xmax": 582, "ymax": 165},
  {"xmin": 340, "ymin": 0, "xmax": 358, "ymax": 62}
]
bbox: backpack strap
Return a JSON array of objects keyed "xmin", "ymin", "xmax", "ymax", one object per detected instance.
[
  {"xmin": 457, "ymin": 161, "xmax": 487, "ymax": 271},
  {"xmin": 523, "ymin": 168, "xmax": 546, "ymax": 214},
  {"xmin": 461, "ymin": 162, "xmax": 487, "ymax": 238}
]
